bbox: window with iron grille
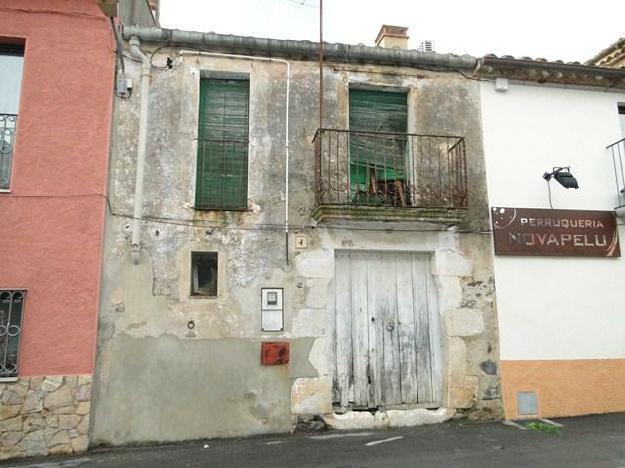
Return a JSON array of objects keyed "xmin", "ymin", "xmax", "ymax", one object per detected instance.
[
  {"xmin": 0, "ymin": 290, "xmax": 25, "ymax": 378},
  {"xmin": 0, "ymin": 44, "xmax": 24, "ymax": 190},
  {"xmin": 195, "ymin": 78, "xmax": 250, "ymax": 210}
]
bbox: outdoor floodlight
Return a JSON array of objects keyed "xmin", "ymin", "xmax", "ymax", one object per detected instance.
[{"xmin": 543, "ymin": 167, "xmax": 579, "ymax": 189}]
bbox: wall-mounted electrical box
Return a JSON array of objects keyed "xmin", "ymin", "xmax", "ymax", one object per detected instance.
[
  {"xmin": 517, "ymin": 391, "xmax": 538, "ymax": 417},
  {"xmin": 261, "ymin": 288, "xmax": 283, "ymax": 331},
  {"xmin": 261, "ymin": 341, "xmax": 289, "ymax": 365},
  {"xmin": 495, "ymin": 77, "xmax": 509, "ymax": 92}
]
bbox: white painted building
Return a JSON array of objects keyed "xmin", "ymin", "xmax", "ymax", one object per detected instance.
[{"xmin": 478, "ymin": 57, "xmax": 625, "ymax": 418}]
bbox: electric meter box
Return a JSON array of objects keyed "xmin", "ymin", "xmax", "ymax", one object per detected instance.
[{"xmin": 261, "ymin": 288, "xmax": 283, "ymax": 331}]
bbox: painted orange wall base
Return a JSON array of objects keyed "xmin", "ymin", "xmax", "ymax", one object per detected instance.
[{"xmin": 501, "ymin": 359, "xmax": 625, "ymax": 419}]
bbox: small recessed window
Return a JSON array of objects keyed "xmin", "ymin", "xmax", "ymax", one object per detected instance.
[{"xmin": 191, "ymin": 252, "xmax": 218, "ymax": 296}]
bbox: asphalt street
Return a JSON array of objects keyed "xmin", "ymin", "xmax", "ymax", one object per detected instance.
[{"xmin": 8, "ymin": 413, "xmax": 625, "ymax": 468}]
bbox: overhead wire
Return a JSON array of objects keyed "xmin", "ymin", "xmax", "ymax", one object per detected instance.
[
  {"xmin": 3, "ymin": 192, "xmax": 492, "ymax": 234},
  {"xmin": 105, "ymin": 198, "xmax": 493, "ymax": 234},
  {"xmin": 285, "ymin": 0, "xmax": 319, "ymax": 8}
]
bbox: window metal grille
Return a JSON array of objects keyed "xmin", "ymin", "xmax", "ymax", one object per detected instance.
[
  {"xmin": 0, "ymin": 114, "xmax": 17, "ymax": 190},
  {"xmin": 607, "ymin": 137, "xmax": 625, "ymax": 206},
  {"xmin": 0, "ymin": 290, "xmax": 25, "ymax": 378},
  {"xmin": 0, "ymin": 45, "xmax": 24, "ymax": 190}
]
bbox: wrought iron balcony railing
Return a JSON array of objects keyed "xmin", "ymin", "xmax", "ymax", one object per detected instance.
[
  {"xmin": 313, "ymin": 129, "xmax": 468, "ymax": 211},
  {"xmin": 0, "ymin": 114, "xmax": 17, "ymax": 190},
  {"xmin": 607, "ymin": 137, "xmax": 625, "ymax": 207}
]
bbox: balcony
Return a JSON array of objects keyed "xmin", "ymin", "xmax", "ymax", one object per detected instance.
[
  {"xmin": 312, "ymin": 129, "xmax": 468, "ymax": 225},
  {"xmin": 607, "ymin": 137, "xmax": 625, "ymax": 215},
  {"xmin": 0, "ymin": 114, "xmax": 17, "ymax": 190}
]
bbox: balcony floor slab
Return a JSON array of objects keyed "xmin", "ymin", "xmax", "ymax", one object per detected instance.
[{"xmin": 311, "ymin": 204, "xmax": 466, "ymax": 229}]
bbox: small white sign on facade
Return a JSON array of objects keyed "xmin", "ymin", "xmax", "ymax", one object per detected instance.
[
  {"xmin": 261, "ymin": 288, "xmax": 284, "ymax": 331},
  {"xmin": 294, "ymin": 234, "xmax": 308, "ymax": 249}
]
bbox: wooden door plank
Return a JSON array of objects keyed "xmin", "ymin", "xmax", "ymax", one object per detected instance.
[
  {"xmin": 412, "ymin": 253, "xmax": 433, "ymax": 404},
  {"xmin": 379, "ymin": 252, "xmax": 401, "ymax": 406},
  {"xmin": 395, "ymin": 252, "xmax": 419, "ymax": 404},
  {"xmin": 332, "ymin": 252, "xmax": 341, "ymax": 405},
  {"xmin": 350, "ymin": 252, "xmax": 370, "ymax": 407},
  {"xmin": 365, "ymin": 252, "xmax": 383, "ymax": 408},
  {"xmin": 328, "ymin": 269, "xmax": 339, "ymax": 404},
  {"xmin": 425, "ymin": 256, "xmax": 443, "ymax": 405},
  {"xmin": 334, "ymin": 252, "xmax": 353, "ymax": 408}
]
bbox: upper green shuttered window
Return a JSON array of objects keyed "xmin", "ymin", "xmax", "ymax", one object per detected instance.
[
  {"xmin": 349, "ymin": 88, "xmax": 407, "ymax": 135},
  {"xmin": 349, "ymin": 89, "xmax": 408, "ymax": 192},
  {"xmin": 195, "ymin": 78, "xmax": 250, "ymax": 210}
]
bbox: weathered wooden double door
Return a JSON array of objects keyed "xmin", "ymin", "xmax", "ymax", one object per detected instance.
[{"xmin": 333, "ymin": 251, "xmax": 442, "ymax": 410}]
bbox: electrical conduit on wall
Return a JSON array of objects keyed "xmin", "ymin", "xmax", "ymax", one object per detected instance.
[{"xmin": 129, "ymin": 36, "xmax": 151, "ymax": 264}]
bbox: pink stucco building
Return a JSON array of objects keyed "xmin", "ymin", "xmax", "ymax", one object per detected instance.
[{"xmin": 0, "ymin": 0, "xmax": 155, "ymax": 459}]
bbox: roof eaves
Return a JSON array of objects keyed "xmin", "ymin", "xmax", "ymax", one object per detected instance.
[
  {"xmin": 476, "ymin": 54, "xmax": 625, "ymax": 89},
  {"xmin": 586, "ymin": 37, "xmax": 625, "ymax": 66},
  {"xmin": 122, "ymin": 26, "xmax": 478, "ymax": 71}
]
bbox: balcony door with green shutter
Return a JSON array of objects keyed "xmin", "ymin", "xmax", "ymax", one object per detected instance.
[
  {"xmin": 349, "ymin": 89, "xmax": 408, "ymax": 205},
  {"xmin": 196, "ymin": 79, "xmax": 250, "ymax": 210}
]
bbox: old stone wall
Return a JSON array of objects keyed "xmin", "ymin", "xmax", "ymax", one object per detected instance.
[
  {"xmin": 92, "ymin": 48, "xmax": 502, "ymax": 445},
  {"xmin": 0, "ymin": 375, "xmax": 92, "ymax": 460},
  {"xmin": 451, "ymin": 234, "xmax": 502, "ymax": 420},
  {"xmin": 287, "ymin": 230, "xmax": 503, "ymax": 423}
]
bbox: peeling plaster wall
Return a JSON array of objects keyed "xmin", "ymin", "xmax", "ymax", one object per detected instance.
[{"xmin": 92, "ymin": 51, "xmax": 502, "ymax": 445}]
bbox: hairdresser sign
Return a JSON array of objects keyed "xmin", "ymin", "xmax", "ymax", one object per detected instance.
[{"xmin": 491, "ymin": 207, "xmax": 620, "ymax": 257}]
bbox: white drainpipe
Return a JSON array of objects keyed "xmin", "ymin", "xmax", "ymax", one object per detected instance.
[
  {"xmin": 129, "ymin": 36, "xmax": 151, "ymax": 265},
  {"xmin": 180, "ymin": 50, "xmax": 291, "ymax": 264}
]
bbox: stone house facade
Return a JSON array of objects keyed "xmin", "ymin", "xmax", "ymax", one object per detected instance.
[{"xmin": 90, "ymin": 25, "xmax": 503, "ymax": 445}]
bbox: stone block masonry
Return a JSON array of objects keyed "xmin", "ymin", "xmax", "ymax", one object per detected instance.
[{"xmin": 0, "ymin": 375, "xmax": 91, "ymax": 460}]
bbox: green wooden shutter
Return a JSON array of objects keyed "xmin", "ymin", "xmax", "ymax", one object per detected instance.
[
  {"xmin": 196, "ymin": 79, "xmax": 249, "ymax": 210},
  {"xmin": 349, "ymin": 89, "xmax": 407, "ymax": 189},
  {"xmin": 349, "ymin": 89, "xmax": 407, "ymax": 134}
]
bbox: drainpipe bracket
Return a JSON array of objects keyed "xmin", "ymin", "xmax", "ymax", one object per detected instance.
[{"xmin": 130, "ymin": 243, "xmax": 141, "ymax": 264}]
